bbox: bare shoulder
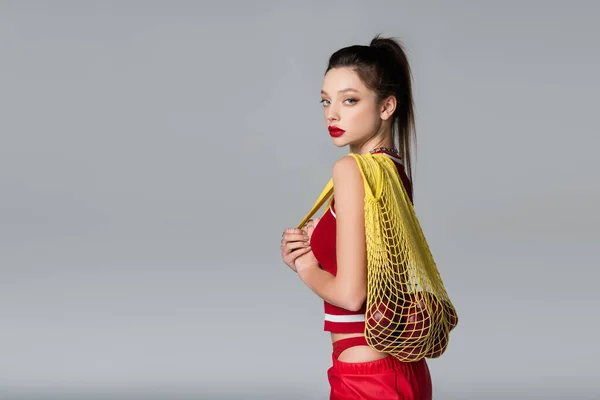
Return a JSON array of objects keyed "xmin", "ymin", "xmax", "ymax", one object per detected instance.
[
  {"xmin": 332, "ymin": 155, "xmax": 364, "ymax": 199},
  {"xmin": 332, "ymin": 155, "xmax": 361, "ymax": 183}
]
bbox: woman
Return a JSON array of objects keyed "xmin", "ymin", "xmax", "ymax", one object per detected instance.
[{"xmin": 280, "ymin": 35, "xmax": 432, "ymax": 399}]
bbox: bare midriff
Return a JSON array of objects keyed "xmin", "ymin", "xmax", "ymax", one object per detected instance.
[{"xmin": 330, "ymin": 332, "xmax": 390, "ymax": 362}]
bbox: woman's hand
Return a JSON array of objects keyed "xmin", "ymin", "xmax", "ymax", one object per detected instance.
[
  {"xmin": 295, "ymin": 218, "xmax": 321, "ymax": 274},
  {"xmin": 280, "ymin": 227, "xmax": 311, "ymax": 273},
  {"xmin": 280, "ymin": 218, "xmax": 321, "ymax": 273}
]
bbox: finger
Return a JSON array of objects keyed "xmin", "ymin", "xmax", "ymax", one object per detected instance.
[
  {"xmin": 281, "ymin": 241, "xmax": 309, "ymax": 252},
  {"xmin": 283, "ymin": 241, "xmax": 310, "ymax": 252},
  {"xmin": 285, "ymin": 227, "xmax": 303, "ymax": 235},
  {"xmin": 285, "ymin": 246, "xmax": 312, "ymax": 263},
  {"xmin": 296, "ymin": 246, "xmax": 313, "ymax": 258},
  {"xmin": 283, "ymin": 233, "xmax": 310, "ymax": 243},
  {"xmin": 285, "ymin": 241, "xmax": 312, "ymax": 254},
  {"xmin": 294, "ymin": 243, "xmax": 313, "ymax": 254}
]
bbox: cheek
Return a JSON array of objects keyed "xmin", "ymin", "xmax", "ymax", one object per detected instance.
[{"xmin": 349, "ymin": 106, "xmax": 380, "ymax": 132}]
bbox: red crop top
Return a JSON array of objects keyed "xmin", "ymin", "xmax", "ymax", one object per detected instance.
[{"xmin": 309, "ymin": 150, "xmax": 413, "ymax": 333}]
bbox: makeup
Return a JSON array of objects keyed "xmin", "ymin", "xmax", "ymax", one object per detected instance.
[{"xmin": 328, "ymin": 126, "xmax": 345, "ymax": 138}]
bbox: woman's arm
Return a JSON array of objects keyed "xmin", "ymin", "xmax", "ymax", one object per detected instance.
[{"xmin": 297, "ymin": 155, "xmax": 367, "ymax": 311}]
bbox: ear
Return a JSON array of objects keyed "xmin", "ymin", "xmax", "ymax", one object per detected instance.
[{"xmin": 379, "ymin": 95, "xmax": 397, "ymax": 121}]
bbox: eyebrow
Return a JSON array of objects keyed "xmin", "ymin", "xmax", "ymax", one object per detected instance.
[{"xmin": 320, "ymin": 88, "xmax": 359, "ymax": 95}]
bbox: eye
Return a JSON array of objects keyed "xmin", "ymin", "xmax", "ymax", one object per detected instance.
[
  {"xmin": 320, "ymin": 99, "xmax": 330, "ymax": 106},
  {"xmin": 344, "ymin": 98, "xmax": 358, "ymax": 105}
]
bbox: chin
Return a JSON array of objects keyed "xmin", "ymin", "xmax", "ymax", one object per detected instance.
[{"xmin": 330, "ymin": 136, "xmax": 350, "ymax": 148}]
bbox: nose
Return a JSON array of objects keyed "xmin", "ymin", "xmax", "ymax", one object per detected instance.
[{"xmin": 325, "ymin": 106, "xmax": 339, "ymax": 124}]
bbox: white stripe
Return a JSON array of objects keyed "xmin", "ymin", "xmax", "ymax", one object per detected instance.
[
  {"xmin": 381, "ymin": 152, "xmax": 404, "ymax": 165},
  {"xmin": 324, "ymin": 313, "xmax": 365, "ymax": 323},
  {"xmin": 330, "ymin": 205, "xmax": 336, "ymax": 218}
]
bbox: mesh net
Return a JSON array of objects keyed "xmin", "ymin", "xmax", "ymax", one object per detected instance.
[{"xmin": 297, "ymin": 153, "xmax": 458, "ymax": 362}]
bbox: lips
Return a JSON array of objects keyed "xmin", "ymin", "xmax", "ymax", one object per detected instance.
[{"xmin": 328, "ymin": 126, "xmax": 345, "ymax": 137}]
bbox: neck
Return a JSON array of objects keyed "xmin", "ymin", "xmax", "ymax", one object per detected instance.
[
  {"xmin": 350, "ymin": 137, "xmax": 395, "ymax": 155},
  {"xmin": 349, "ymin": 122, "xmax": 394, "ymax": 155}
]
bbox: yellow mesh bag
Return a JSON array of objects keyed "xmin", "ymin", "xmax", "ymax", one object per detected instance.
[{"xmin": 297, "ymin": 153, "xmax": 458, "ymax": 362}]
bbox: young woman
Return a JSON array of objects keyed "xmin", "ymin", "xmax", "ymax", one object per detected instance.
[{"xmin": 280, "ymin": 35, "xmax": 432, "ymax": 399}]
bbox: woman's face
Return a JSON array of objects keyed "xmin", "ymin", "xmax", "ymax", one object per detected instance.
[{"xmin": 320, "ymin": 67, "xmax": 387, "ymax": 151}]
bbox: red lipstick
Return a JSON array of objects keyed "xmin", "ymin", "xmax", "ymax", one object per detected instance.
[{"xmin": 328, "ymin": 126, "xmax": 345, "ymax": 137}]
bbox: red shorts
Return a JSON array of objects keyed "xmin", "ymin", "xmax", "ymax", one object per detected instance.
[{"xmin": 327, "ymin": 337, "xmax": 432, "ymax": 400}]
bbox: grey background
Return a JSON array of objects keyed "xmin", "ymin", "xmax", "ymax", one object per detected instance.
[{"xmin": 1, "ymin": 1, "xmax": 598, "ymax": 399}]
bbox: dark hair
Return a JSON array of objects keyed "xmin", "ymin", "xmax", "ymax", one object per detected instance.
[{"xmin": 325, "ymin": 34, "xmax": 416, "ymax": 184}]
